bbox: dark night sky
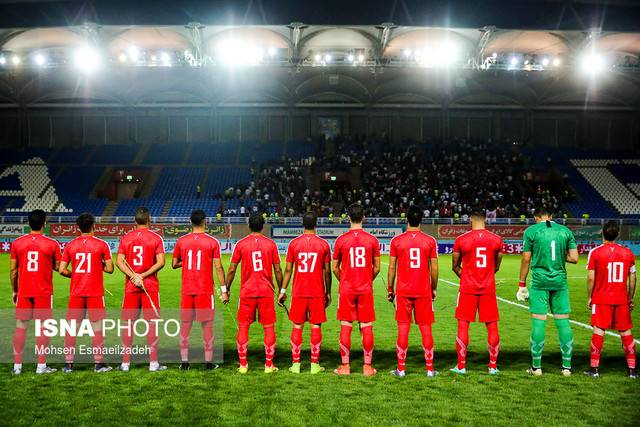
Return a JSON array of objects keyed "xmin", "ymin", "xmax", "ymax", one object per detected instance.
[{"xmin": 0, "ymin": 0, "xmax": 639, "ymax": 31}]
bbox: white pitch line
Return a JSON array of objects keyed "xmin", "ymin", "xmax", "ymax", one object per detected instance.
[{"xmin": 439, "ymin": 278, "xmax": 640, "ymax": 345}]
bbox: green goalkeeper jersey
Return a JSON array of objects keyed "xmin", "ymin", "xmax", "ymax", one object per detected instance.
[{"xmin": 522, "ymin": 220, "xmax": 577, "ymax": 290}]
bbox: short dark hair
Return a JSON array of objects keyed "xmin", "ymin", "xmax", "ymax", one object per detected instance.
[
  {"xmin": 28, "ymin": 209, "xmax": 46, "ymax": 231},
  {"xmin": 249, "ymin": 214, "xmax": 264, "ymax": 232},
  {"xmin": 303, "ymin": 212, "xmax": 317, "ymax": 230},
  {"xmin": 470, "ymin": 209, "xmax": 485, "ymax": 220},
  {"xmin": 348, "ymin": 204, "xmax": 364, "ymax": 223},
  {"xmin": 406, "ymin": 205, "xmax": 423, "ymax": 227},
  {"xmin": 190, "ymin": 209, "xmax": 206, "ymax": 227},
  {"xmin": 135, "ymin": 207, "xmax": 151, "ymax": 225},
  {"xmin": 76, "ymin": 213, "xmax": 95, "ymax": 233},
  {"xmin": 602, "ymin": 220, "xmax": 619, "ymax": 242},
  {"xmin": 533, "ymin": 205, "xmax": 550, "ymax": 218}
]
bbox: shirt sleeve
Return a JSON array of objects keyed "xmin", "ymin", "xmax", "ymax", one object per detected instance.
[
  {"xmin": 389, "ymin": 238, "xmax": 397, "ymax": 257},
  {"xmin": 452, "ymin": 237, "xmax": 460, "ymax": 254},
  {"xmin": 332, "ymin": 237, "xmax": 342, "ymax": 260},
  {"xmin": 324, "ymin": 242, "xmax": 331, "ymax": 263},
  {"xmin": 429, "ymin": 239, "xmax": 438, "ymax": 259},
  {"xmin": 155, "ymin": 235, "xmax": 165, "ymax": 254},
  {"xmin": 285, "ymin": 242, "xmax": 294, "ymax": 263},
  {"xmin": 9, "ymin": 241, "xmax": 17, "ymax": 260},
  {"xmin": 372, "ymin": 237, "xmax": 381, "ymax": 257},
  {"xmin": 522, "ymin": 228, "xmax": 533, "ymax": 252},
  {"xmin": 497, "ymin": 237, "xmax": 503, "ymax": 253},
  {"xmin": 103, "ymin": 241, "xmax": 112, "ymax": 261},
  {"xmin": 53, "ymin": 241, "xmax": 62, "ymax": 262},
  {"xmin": 629, "ymin": 252, "xmax": 636, "ymax": 274},
  {"xmin": 231, "ymin": 241, "xmax": 241, "ymax": 264},
  {"xmin": 172, "ymin": 239, "xmax": 181, "ymax": 261},
  {"xmin": 212, "ymin": 240, "xmax": 221, "ymax": 259},
  {"xmin": 117, "ymin": 238, "xmax": 127, "ymax": 255},
  {"xmin": 587, "ymin": 248, "xmax": 597, "ymax": 270},
  {"xmin": 566, "ymin": 229, "xmax": 577, "ymax": 250},
  {"xmin": 61, "ymin": 245, "xmax": 70, "ymax": 263}
]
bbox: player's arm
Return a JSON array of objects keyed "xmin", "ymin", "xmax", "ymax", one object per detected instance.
[
  {"xmin": 628, "ymin": 270, "xmax": 637, "ymax": 311},
  {"xmin": 566, "ymin": 248, "xmax": 579, "ymax": 264},
  {"xmin": 586, "ymin": 269, "xmax": 596, "ymax": 308},
  {"xmin": 323, "ymin": 261, "xmax": 332, "ymax": 307},
  {"xmin": 224, "ymin": 262, "xmax": 238, "ymax": 304},
  {"xmin": 494, "ymin": 249, "xmax": 503, "ymax": 273},
  {"xmin": 430, "ymin": 257, "xmax": 438, "ymax": 300},
  {"xmin": 331, "ymin": 259, "xmax": 341, "ymax": 281},
  {"xmin": 9, "ymin": 258, "xmax": 18, "ymax": 305},
  {"xmin": 281, "ymin": 261, "xmax": 294, "ymax": 291},
  {"xmin": 58, "ymin": 260, "xmax": 72, "ymax": 278},
  {"xmin": 213, "ymin": 258, "xmax": 226, "ymax": 289},
  {"xmin": 116, "ymin": 253, "xmax": 143, "ymax": 287},
  {"xmin": 517, "ymin": 251, "xmax": 531, "ymax": 301},
  {"xmin": 451, "ymin": 250, "xmax": 462, "ymax": 278},
  {"xmin": 273, "ymin": 261, "xmax": 283, "ymax": 290},
  {"xmin": 103, "ymin": 258, "xmax": 114, "ymax": 274},
  {"xmin": 140, "ymin": 253, "xmax": 165, "ymax": 279},
  {"xmin": 387, "ymin": 255, "xmax": 397, "ymax": 301},
  {"xmin": 171, "ymin": 254, "xmax": 182, "ymax": 269},
  {"xmin": 372, "ymin": 256, "xmax": 381, "ymax": 279}
]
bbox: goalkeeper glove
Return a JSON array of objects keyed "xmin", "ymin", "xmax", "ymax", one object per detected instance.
[{"xmin": 516, "ymin": 281, "xmax": 529, "ymax": 301}]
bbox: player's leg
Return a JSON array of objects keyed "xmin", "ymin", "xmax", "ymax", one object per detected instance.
[
  {"xmin": 528, "ymin": 288, "xmax": 550, "ymax": 375},
  {"xmin": 479, "ymin": 294, "xmax": 500, "ymax": 374},
  {"xmin": 586, "ymin": 326, "xmax": 605, "ymax": 378},
  {"xmin": 236, "ymin": 296, "xmax": 255, "ymax": 373},
  {"xmin": 258, "ymin": 297, "xmax": 277, "ymax": 373},
  {"xmin": 414, "ymin": 296, "xmax": 436, "ymax": 376},
  {"xmin": 200, "ymin": 294, "xmax": 216, "ymax": 370},
  {"xmin": 120, "ymin": 292, "xmax": 141, "ymax": 371},
  {"xmin": 34, "ymin": 295, "xmax": 55, "ymax": 374},
  {"xmin": 142, "ymin": 291, "xmax": 165, "ymax": 371},
  {"xmin": 12, "ymin": 296, "xmax": 33, "ymax": 374},
  {"xmin": 308, "ymin": 297, "xmax": 327, "ymax": 373},
  {"xmin": 287, "ymin": 297, "xmax": 306, "ymax": 373},
  {"xmin": 550, "ymin": 289, "xmax": 573, "ymax": 375},
  {"xmin": 335, "ymin": 292, "xmax": 356, "ymax": 375},
  {"xmin": 179, "ymin": 295, "xmax": 195, "ymax": 369},
  {"xmin": 358, "ymin": 293, "xmax": 376, "ymax": 376},
  {"xmin": 63, "ymin": 297, "xmax": 85, "ymax": 372},
  {"xmin": 392, "ymin": 296, "xmax": 412, "ymax": 377},
  {"xmin": 88, "ymin": 296, "xmax": 110, "ymax": 372},
  {"xmin": 613, "ymin": 303, "xmax": 636, "ymax": 378},
  {"xmin": 453, "ymin": 292, "xmax": 476, "ymax": 374}
]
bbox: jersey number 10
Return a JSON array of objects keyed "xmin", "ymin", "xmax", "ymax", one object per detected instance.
[{"xmin": 607, "ymin": 262, "xmax": 624, "ymax": 283}]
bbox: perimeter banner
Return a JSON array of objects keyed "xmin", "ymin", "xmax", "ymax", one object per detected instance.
[
  {"xmin": 163, "ymin": 224, "xmax": 230, "ymax": 238},
  {"xmin": 271, "ymin": 225, "xmax": 404, "ymax": 239},
  {"xmin": 438, "ymin": 225, "xmax": 527, "ymax": 239},
  {"xmin": 50, "ymin": 223, "xmax": 164, "ymax": 238}
]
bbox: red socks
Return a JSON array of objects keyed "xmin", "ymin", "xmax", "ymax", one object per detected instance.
[
  {"xmin": 92, "ymin": 331, "xmax": 105, "ymax": 364},
  {"xmin": 64, "ymin": 334, "xmax": 76, "ymax": 363},
  {"xmin": 456, "ymin": 320, "xmax": 470, "ymax": 370},
  {"xmin": 179, "ymin": 321, "xmax": 193, "ymax": 362},
  {"xmin": 339, "ymin": 324, "xmax": 352, "ymax": 364},
  {"xmin": 263, "ymin": 325, "xmax": 276, "ymax": 368},
  {"xmin": 122, "ymin": 325, "xmax": 134, "ymax": 364},
  {"xmin": 361, "ymin": 325, "xmax": 374, "ymax": 365},
  {"xmin": 419, "ymin": 324, "xmax": 434, "ymax": 372},
  {"xmin": 13, "ymin": 326, "xmax": 26, "ymax": 364},
  {"xmin": 237, "ymin": 324, "xmax": 249, "ymax": 367},
  {"xmin": 202, "ymin": 321, "xmax": 214, "ymax": 363},
  {"xmin": 290, "ymin": 327, "xmax": 303, "ymax": 363},
  {"xmin": 486, "ymin": 321, "xmax": 500, "ymax": 370},
  {"xmin": 621, "ymin": 334, "xmax": 636, "ymax": 369},
  {"xmin": 590, "ymin": 333, "xmax": 604, "ymax": 368},
  {"xmin": 35, "ymin": 334, "xmax": 50, "ymax": 365},
  {"xmin": 396, "ymin": 323, "xmax": 410, "ymax": 371},
  {"xmin": 310, "ymin": 327, "xmax": 322, "ymax": 364},
  {"xmin": 147, "ymin": 326, "xmax": 159, "ymax": 363}
]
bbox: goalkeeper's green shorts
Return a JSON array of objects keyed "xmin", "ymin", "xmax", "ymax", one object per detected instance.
[{"xmin": 529, "ymin": 288, "xmax": 571, "ymax": 315}]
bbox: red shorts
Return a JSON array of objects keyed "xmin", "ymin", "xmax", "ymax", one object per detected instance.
[
  {"xmin": 122, "ymin": 291, "xmax": 161, "ymax": 320},
  {"xmin": 289, "ymin": 296, "xmax": 327, "ymax": 325},
  {"xmin": 591, "ymin": 303, "xmax": 633, "ymax": 331},
  {"xmin": 455, "ymin": 292, "xmax": 499, "ymax": 323},
  {"xmin": 181, "ymin": 294, "xmax": 215, "ymax": 322},
  {"xmin": 67, "ymin": 296, "xmax": 106, "ymax": 322},
  {"xmin": 395, "ymin": 296, "xmax": 434, "ymax": 325},
  {"xmin": 15, "ymin": 295, "xmax": 53, "ymax": 321},
  {"xmin": 237, "ymin": 296, "xmax": 276, "ymax": 326},
  {"xmin": 337, "ymin": 292, "xmax": 376, "ymax": 323}
]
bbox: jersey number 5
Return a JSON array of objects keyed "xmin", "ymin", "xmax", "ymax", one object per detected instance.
[{"xmin": 476, "ymin": 247, "xmax": 487, "ymax": 268}]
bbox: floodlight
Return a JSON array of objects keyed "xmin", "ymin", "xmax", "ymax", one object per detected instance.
[
  {"xmin": 128, "ymin": 45, "xmax": 140, "ymax": 62},
  {"xmin": 581, "ymin": 53, "xmax": 606, "ymax": 74},
  {"xmin": 541, "ymin": 57, "xmax": 550, "ymax": 67},
  {"xmin": 268, "ymin": 47, "xmax": 277, "ymax": 57},
  {"xmin": 118, "ymin": 53, "xmax": 127, "ymax": 62},
  {"xmin": 347, "ymin": 54, "xmax": 354, "ymax": 62},
  {"xmin": 11, "ymin": 55, "xmax": 20, "ymax": 65},
  {"xmin": 74, "ymin": 46, "xmax": 100, "ymax": 73},
  {"xmin": 403, "ymin": 48, "xmax": 412, "ymax": 58},
  {"xmin": 324, "ymin": 54, "xmax": 332, "ymax": 63},
  {"xmin": 357, "ymin": 54, "xmax": 365, "ymax": 62},
  {"xmin": 0, "ymin": 56, "xmax": 5, "ymax": 65},
  {"xmin": 34, "ymin": 54, "xmax": 46, "ymax": 66},
  {"xmin": 552, "ymin": 57, "xmax": 561, "ymax": 67},
  {"xmin": 160, "ymin": 51, "xmax": 171, "ymax": 66},
  {"xmin": 510, "ymin": 57, "xmax": 518, "ymax": 66}
]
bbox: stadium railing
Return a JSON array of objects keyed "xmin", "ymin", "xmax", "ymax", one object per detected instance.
[{"xmin": 1, "ymin": 216, "xmax": 639, "ymax": 226}]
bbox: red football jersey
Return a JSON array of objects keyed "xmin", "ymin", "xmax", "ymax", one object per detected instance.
[
  {"xmin": 332, "ymin": 229, "xmax": 380, "ymax": 295},
  {"xmin": 173, "ymin": 232, "xmax": 221, "ymax": 295},
  {"xmin": 117, "ymin": 227, "xmax": 165, "ymax": 293},
  {"xmin": 453, "ymin": 229, "xmax": 503, "ymax": 294},
  {"xmin": 588, "ymin": 242, "xmax": 636, "ymax": 305},
  {"xmin": 389, "ymin": 231, "xmax": 438, "ymax": 298},
  {"xmin": 62, "ymin": 235, "xmax": 112, "ymax": 297},
  {"xmin": 11, "ymin": 233, "xmax": 61, "ymax": 297},
  {"xmin": 286, "ymin": 233, "xmax": 331, "ymax": 298},
  {"xmin": 231, "ymin": 234, "xmax": 281, "ymax": 298}
]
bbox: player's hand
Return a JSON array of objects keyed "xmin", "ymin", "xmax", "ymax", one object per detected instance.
[
  {"xmin": 629, "ymin": 300, "xmax": 635, "ymax": 312},
  {"xmin": 278, "ymin": 293, "xmax": 287, "ymax": 305},
  {"xmin": 516, "ymin": 286, "xmax": 529, "ymax": 302},
  {"xmin": 587, "ymin": 298, "xmax": 592, "ymax": 310},
  {"xmin": 431, "ymin": 289, "xmax": 437, "ymax": 301},
  {"xmin": 221, "ymin": 292, "xmax": 230, "ymax": 305},
  {"xmin": 132, "ymin": 275, "xmax": 144, "ymax": 288},
  {"xmin": 12, "ymin": 292, "xmax": 18, "ymax": 306},
  {"xmin": 324, "ymin": 293, "xmax": 331, "ymax": 308},
  {"xmin": 387, "ymin": 292, "xmax": 395, "ymax": 304}
]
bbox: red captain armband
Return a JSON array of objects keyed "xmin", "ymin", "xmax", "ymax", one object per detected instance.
[{"xmin": 518, "ymin": 280, "xmax": 526, "ymax": 288}]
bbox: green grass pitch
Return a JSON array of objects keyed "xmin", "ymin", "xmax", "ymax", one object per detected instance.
[{"xmin": 0, "ymin": 253, "xmax": 638, "ymax": 426}]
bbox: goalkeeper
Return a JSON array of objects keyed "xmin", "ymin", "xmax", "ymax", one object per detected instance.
[{"xmin": 517, "ymin": 206, "xmax": 578, "ymax": 376}]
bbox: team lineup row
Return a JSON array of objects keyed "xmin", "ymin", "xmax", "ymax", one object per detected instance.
[{"xmin": 8, "ymin": 205, "xmax": 637, "ymax": 378}]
